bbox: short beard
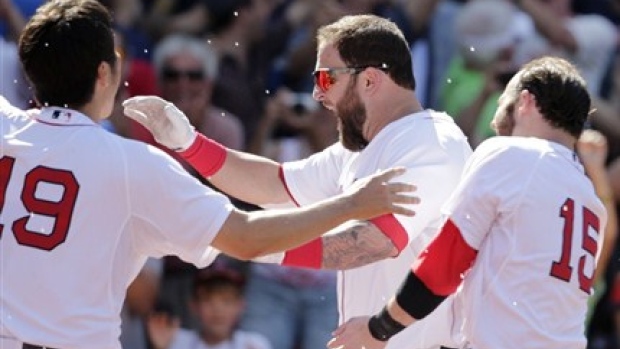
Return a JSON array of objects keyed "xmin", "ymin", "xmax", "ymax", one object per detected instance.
[{"xmin": 336, "ymin": 80, "xmax": 368, "ymax": 151}]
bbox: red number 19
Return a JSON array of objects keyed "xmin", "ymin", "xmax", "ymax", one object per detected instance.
[
  {"xmin": 550, "ymin": 198, "xmax": 600, "ymax": 294},
  {"xmin": 0, "ymin": 156, "xmax": 79, "ymax": 251}
]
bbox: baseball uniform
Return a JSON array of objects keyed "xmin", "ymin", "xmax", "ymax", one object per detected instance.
[
  {"xmin": 427, "ymin": 136, "xmax": 607, "ymax": 349},
  {"xmin": 281, "ymin": 110, "xmax": 472, "ymax": 349},
  {"xmin": 1, "ymin": 105, "xmax": 234, "ymax": 348}
]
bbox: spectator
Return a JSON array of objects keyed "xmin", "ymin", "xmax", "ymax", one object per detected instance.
[
  {"xmin": 207, "ymin": 0, "xmax": 291, "ymax": 147},
  {"xmin": 147, "ymin": 259, "xmax": 272, "ymax": 349},
  {"xmin": 516, "ymin": 0, "xmax": 617, "ymax": 97},
  {"xmin": 439, "ymin": 0, "xmax": 527, "ymax": 146},
  {"xmin": 133, "ymin": 34, "xmax": 246, "ymax": 329}
]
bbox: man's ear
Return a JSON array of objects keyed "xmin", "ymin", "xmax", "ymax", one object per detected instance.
[
  {"xmin": 363, "ymin": 67, "xmax": 382, "ymax": 92},
  {"xmin": 517, "ymin": 89, "xmax": 536, "ymax": 113},
  {"xmin": 96, "ymin": 61, "xmax": 112, "ymax": 88}
]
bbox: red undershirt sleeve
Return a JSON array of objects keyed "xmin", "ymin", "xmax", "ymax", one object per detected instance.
[
  {"xmin": 370, "ymin": 214, "xmax": 409, "ymax": 253},
  {"xmin": 413, "ymin": 218, "xmax": 478, "ymax": 296}
]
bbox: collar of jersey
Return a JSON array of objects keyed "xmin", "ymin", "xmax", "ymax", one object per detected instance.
[{"xmin": 36, "ymin": 106, "xmax": 99, "ymax": 127}]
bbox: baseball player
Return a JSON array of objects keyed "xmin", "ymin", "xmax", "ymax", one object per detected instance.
[
  {"xmin": 124, "ymin": 14, "xmax": 473, "ymax": 349},
  {"xmin": 328, "ymin": 56, "xmax": 608, "ymax": 349},
  {"xmin": 0, "ymin": 2, "xmax": 417, "ymax": 348}
]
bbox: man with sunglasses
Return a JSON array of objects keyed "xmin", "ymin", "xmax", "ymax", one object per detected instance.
[{"xmin": 124, "ymin": 14, "xmax": 472, "ymax": 349}]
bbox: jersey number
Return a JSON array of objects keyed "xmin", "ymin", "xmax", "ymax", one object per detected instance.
[
  {"xmin": 549, "ymin": 198, "xmax": 599, "ymax": 294},
  {"xmin": 0, "ymin": 156, "xmax": 79, "ymax": 251}
]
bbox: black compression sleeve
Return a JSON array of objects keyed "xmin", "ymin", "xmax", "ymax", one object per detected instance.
[{"xmin": 395, "ymin": 270, "xmax": 447, "ymax": 320}]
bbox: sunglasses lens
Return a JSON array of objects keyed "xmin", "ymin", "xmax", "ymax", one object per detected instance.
[
  {"xmin": 313, "ymin": 70, "xmax": 333, "ymax": 92},
  {"xmin": 162, "ymin": 68, "xmax": 204, "ymax": 82},
  {"xmin": 162, "ymin": 68, "xmax": 180, "ymax": 81},
  {"xmin": 187, "ymin": 71, "xmax": 204, "ymax": 81}
]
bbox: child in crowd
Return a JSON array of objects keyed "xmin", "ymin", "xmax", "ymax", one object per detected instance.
[{"xmin": 148, "ymin": 259, "xmax": 272, "ymax": 349}]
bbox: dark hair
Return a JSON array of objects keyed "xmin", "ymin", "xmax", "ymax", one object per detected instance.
[
  {"xmin": 18, "ymin": 0, "xmax": 117, "ymax": 108},
  {"xmin": 192, "ymin": 266, "xmax": 246, "ymax": 299},
  {"xmin": 514, "ymin": 56, "xmax": 591, "ymax": 138},
  {"xmin": 317, "ymin": 15, "xmax": 415, "ymax": 90}
]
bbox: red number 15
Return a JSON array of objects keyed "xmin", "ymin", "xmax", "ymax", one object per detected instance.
[
  {"xmin": 549, "ymin": 198, "xmax": 600, "ymax": 294},
  {"xmin": 0, "ymin": 156, "xmax": 80, "ymax": 251}
]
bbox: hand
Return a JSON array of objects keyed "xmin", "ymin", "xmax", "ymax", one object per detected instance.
[
  {"xmin": 328, "ymin": 316, "xmax": 387, "ymax": 349},
  {"xmin": 577, "ymin": 129, "xmax": 608, "ymax": 170},
  {"xmin": 123, "ymin": 96, "xmax": 196, "ymax": 151},
  {"xmin": 147, "ymin": 312, "xmax": 180, "ymax": 349},
  {"xmin": 345, "ymin": 167, "xmax": 419, "ymax": 219}
]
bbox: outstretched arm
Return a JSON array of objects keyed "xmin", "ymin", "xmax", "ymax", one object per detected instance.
[
  {"xmin": 212, "ymin": 168, "xmax": 419, "ymax": 260},
  {"xmin": 252, "ymin": 219, "xmax": 400, "ymax": 270}
]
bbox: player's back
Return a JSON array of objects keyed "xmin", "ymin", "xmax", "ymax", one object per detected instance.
[
  {"xmin": 456, "ymin": 137, "xmax": 606, "ymax": 349},
  {"xmin": 1, "ymin": 107, "xmax": 148, "ymax": 348},
  {"xmin": 1, "ymin": 107, "xmax": 232, "ymax": 348}
]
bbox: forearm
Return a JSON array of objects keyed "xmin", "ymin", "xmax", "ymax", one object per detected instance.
[
  {"xmin": 252, "ymin": 220, "xmax": 399, "ymax": 270},
  {"xmin": 212, "ymin": 196, "xmax": 361, "ymax": 260},
  {"xmin": 587, "ymin": 167, "xmax": 618, "ymax": 282},
  {"xmin": 322, "ymin": 221, "xmax": 398, "ymax": 270},
  {"xmin": 210, "ymin": 149, "xmax": 291, "ymax": 205},
  {"xmin": 180, "ymin": 133, "xmax": 292, "ymax": 206},
  {"xmin": 590, "ymin": 99, "xmax": 620, "ymax": 140}
]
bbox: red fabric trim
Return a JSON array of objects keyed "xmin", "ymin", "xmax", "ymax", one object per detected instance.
[
  {"xmin": 370, "ymin": 214, "xmax": 409, "ymax": 252},
  {"xmin": 278, "ymin": 165, "xmax": 300, "ymax": 207},
  {"xmin": 413, "ymin": 219, "xmax": 478, "ymax": 296},
  {"xmin": 179, "ymin": 133, "xmax": 227, "ymax": 177},
  {"xmin": 283, "ymin": 237, "xmax": 322, "ymax": 268}
]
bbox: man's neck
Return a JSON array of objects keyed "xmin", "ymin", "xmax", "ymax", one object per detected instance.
[{"xmin": 364, "ymin": 92, "xmax": 423, "ymax": 141}]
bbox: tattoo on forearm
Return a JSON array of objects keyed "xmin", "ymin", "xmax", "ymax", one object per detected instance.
[{"xmin": 322, "ymin": 221, "xmax": 398, "ymax": 270}]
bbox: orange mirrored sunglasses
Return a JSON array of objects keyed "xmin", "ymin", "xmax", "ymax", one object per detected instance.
[{"xmin": 312, "ymin": 65, "xmax": 389, "ymax": 93}]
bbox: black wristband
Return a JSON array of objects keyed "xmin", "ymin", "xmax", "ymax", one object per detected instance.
[{"xmin": 368, "ymin": 306, "xmax": 406, "ymax": 341}]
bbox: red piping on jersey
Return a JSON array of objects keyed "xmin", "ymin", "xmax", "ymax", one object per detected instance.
[
  {"xmin": 370, "ymin": 214, "xmax": 409, "ymax": 253},
  {"xmin": 278, "ymin": 165, "xmax": 300, "ymax": 207},
  {"xmin": 413, "ymin": 219, "xmax": 478, "ymax": 296}
]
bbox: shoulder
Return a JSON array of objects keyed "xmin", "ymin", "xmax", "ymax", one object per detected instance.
[
  {"xmin": 378, "ymin": 110, "xmax": 470, "ymax": 157},
  {"xmin": 112, "ymin": 135, "xmax": 184, "ymax": 170},
  {"xmin": 467, "ymin": 136, "xmax": 552, "ymax": 173}
]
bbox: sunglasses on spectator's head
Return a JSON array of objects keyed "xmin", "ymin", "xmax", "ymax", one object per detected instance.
[
  {"xmin": 162, "ymin": 67, "xmax": 205, "ymax": 82},
  {"xmin": 312, "ymin": 64, "xmax": 389, "ymax": 93}
]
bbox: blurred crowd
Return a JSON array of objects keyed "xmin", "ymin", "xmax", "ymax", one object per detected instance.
[{"xmin": 3, "ymin": 0, "xmax": 620, "ymax": 348}]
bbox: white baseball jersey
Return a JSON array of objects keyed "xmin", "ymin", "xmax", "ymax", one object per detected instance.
[
  {"xmin": 1, "ymin": 105, "xmax": 234, "ymax": 348},
  {"xmin": 443, "ymin": 136, "xmax": 606, "ymax": 349},
  {"xmin": 281, "ymin": 110, "xmax": 472, "ymax": 349}
]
